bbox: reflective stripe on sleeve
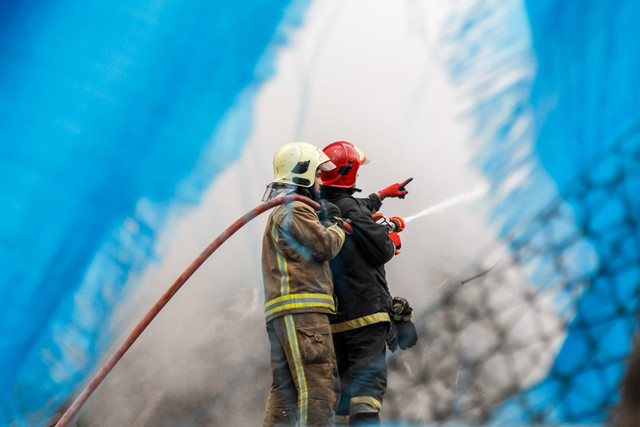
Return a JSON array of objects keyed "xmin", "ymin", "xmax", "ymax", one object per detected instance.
[
  {"xmin": 329, "ymin": 223, "xmax": 346, "ymax": 240},
  {"xmin": 335, "ymin": 414, "xmax": 350, "ymax": 424},
  {"xmin": 272, "ymin": 222, "xmax": 289, "ymax": 295}
]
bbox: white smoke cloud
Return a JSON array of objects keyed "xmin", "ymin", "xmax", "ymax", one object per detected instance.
[{"xmin": 80, "ymin": 1, "xmax": 557, "ymax": 425}]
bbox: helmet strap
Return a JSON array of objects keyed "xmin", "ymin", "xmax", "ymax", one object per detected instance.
[{"xmin": 294, "ymin": 185, "xmax": 320, "ymax": 202}]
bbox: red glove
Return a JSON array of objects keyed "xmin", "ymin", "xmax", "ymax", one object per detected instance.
[
  {"xmin": 389, "ymin": 232, "xmax": 401, "ymax": 254},
  {"xmin": 378, "ymin": 177, "xmax": 413, "ymax": 200}
]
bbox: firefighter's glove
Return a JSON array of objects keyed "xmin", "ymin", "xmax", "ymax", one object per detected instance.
[
  {"xmin": 318, "ymin": 200, "xmax": 341, "ymax": 222},
  {"xmin": 318, "ymin": 200, "xmax": 351, "ymax": 233},
  {"xmin": 386, "ymin": 321, "xmax": 399, "ymax": 353},
  {"xmin": 389, "ymin": 232, "xmax": 401, "ymax": 254},
  {"xmin": 391, "ymin": 296, "xmax": 412, "ymax": 320},
  {"xmin": 396, "ymin": 320, "xmax": 418, "ymax": 350},
  {"xmin": 391, "ymin": 297, "xmax": 417, "ymax": 350},
  {"xmin": 378, "ymin": 177, "xmax": 413, "ymax": 200}
]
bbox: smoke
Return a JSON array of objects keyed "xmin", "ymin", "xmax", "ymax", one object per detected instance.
[{"xmin": 74, "ymin": 1, "xmax": 549, "ymax": 425}]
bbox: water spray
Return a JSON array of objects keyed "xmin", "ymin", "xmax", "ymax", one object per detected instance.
[
  {"xmin": 403, "ymin": 171, "xmax": 526, "ymax": 224},
  {"xmin": 404, "ymin": 186, "xmax": 488, "ymax": 224},
  {"xmin": 55, "ymin": 194, "xmax": 321, "ymax": 427}
]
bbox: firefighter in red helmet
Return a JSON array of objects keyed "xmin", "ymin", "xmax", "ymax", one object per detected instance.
[{"xmin": 321, "ymin": 140, "xmax": 418, "ymax": 426}]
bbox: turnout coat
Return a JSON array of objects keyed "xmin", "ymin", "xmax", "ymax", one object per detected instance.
[{"xmin": 262, "ymin": 200, "xmax": 345, "ymax": 322}]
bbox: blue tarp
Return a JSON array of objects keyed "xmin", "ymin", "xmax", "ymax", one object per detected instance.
[
  {"xmin": 486, "ymin": 0, "xmax": 640, "ymax": 424},
  {"xmin": 0, "ymin": 1, "xmax": 304, "ymax": 424},
  {"xmin": 2, "ymin": 0, "xmax": 639, "ymax": 425}
]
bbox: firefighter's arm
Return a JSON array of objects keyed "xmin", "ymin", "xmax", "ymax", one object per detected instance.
[
  {"xmin": 340, "ymin": 199, "xmax": 395, "ymax": 264},
  {"xmin": 287, "ymin": 202, "xmax": 345, "ymax": 261},
  {"xmin": 360, "ymin": 193, "xmax": 383, "ymax": 214}
]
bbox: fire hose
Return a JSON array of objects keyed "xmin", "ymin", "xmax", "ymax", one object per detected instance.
[{"xmin": 55, "ymin": 194, "xmax": 322, "ymax": 427}]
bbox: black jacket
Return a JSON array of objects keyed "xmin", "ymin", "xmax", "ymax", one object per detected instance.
[{"xmin": 323, "ymin": 187, "xmax": 396, "ymax": 328}]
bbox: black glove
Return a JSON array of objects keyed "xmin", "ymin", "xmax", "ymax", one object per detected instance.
[
  {"xmin": 317, "ymin": 200, "xmax": 341, "ymax": 222},
  {"xmin": 396, "ymin": 320, "xmax": 418, "ymax": 350},
  {"xmin": 390, "ymin": 296, "xmax": 418, "ymax": 350},
  {"xmin": 386, "ymin": 321, "xmax": 399, "ymax": 353}
]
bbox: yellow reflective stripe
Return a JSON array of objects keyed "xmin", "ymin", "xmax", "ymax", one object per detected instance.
[
  {"xmin": 265, "ymin": 293, "xmax": 336, "ymax": 319},
  {"xmin": 266, "ymin": 302, "xmax": 335, "ymax": 319},
  {"xmin": 265, "ymin": 293, "xmax": 335, "ymax": 309},
  {"xmin": 335, "ymin": 414, "xmax": 350, "ymax": 424},
  {"xmin": 350, "ymin": 396, "xmax": 382, "ymax": 410},
  {"xmin": 285, "ymin": 315, "xmax": 308, "ymax": 425},
  {"xmin": 330, "ymin": 223, "xmax": 346, "ymax": 240},
  {"xmin": 272, "ymin": 222, "xmax": 289, "ymax": 295},
  {"xmin": 330, "ymin": 312, "xmax": 390, "ymax": 333}
]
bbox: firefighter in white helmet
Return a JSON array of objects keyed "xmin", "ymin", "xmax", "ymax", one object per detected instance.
[{"xmin": 261, "ymin": 142, "xmax": 347, "ymax": 426}]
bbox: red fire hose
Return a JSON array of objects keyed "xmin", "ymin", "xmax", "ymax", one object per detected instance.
[{"xmin": 55, "ymin": 194, "xmax": 321, "ymax": 427}]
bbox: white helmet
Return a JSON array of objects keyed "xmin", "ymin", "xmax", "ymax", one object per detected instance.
[{"xmin": 272, "ymin": 142, "xmax": 335, "ymax": 187}]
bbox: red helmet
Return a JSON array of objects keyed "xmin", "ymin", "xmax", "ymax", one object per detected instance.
[{"xmin": 321, "ymin": 141, "xmax": 368, "ymax": 188}]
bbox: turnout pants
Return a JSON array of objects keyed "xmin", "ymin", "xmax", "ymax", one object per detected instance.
[
  {"xmin": 332, "ymin": 322, "xmax": 389, "ymax": 426},
  {"xmin": 264, "ymin": 312, "xmax": 339, "ymax": 426}
]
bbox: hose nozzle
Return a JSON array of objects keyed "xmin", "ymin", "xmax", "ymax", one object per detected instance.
[
  {"xmin": 389, "ymin": 216, "xmax": 405, "ymax": 232},
  {"xmin": 372, "ymin": 213, "xmax": 405, "ymax": 233}
]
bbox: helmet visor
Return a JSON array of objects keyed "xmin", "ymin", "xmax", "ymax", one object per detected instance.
[{"xmin": 319, "ymin": 160, "xmax": 336, "ymax": 172}]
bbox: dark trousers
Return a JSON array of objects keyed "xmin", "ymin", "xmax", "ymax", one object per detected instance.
[
  {"xmin": 333, "ymin": 322, "xmax": 388, "ymax": 425},
  {"xmin": 264, "ymin": 312, "xmax": 339, "ymax": 426}
]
